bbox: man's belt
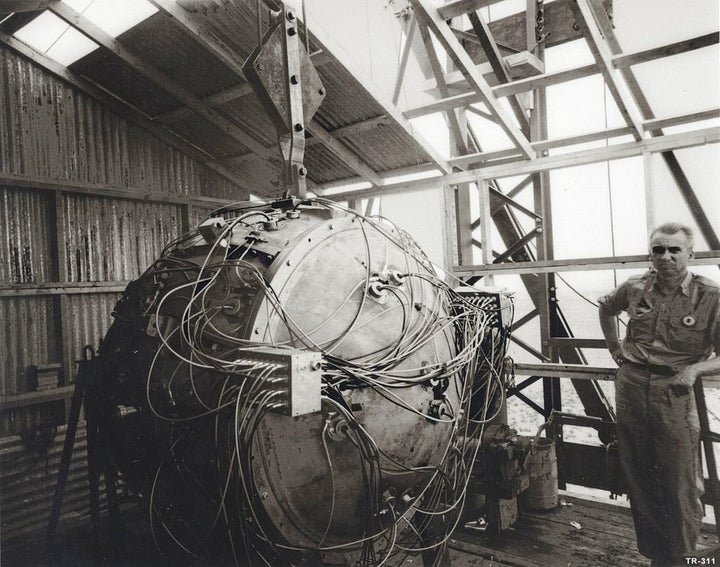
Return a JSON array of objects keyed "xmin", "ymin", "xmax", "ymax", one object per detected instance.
[{"xmin": 622, "ymin": 360, "xmax": 677, "ymax": 376}]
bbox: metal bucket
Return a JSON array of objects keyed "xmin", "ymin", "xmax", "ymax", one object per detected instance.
[{"xmin": 521, "ymin": 437, "xmax": 559, "ymax": 511}]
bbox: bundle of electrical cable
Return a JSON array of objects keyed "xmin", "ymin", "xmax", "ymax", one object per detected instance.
[{"xmin": 136, "ymin": 200, "xmax": 512, "ymax": 565}]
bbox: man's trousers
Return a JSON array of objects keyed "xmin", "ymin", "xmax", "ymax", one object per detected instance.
[{"xmin": 615, "ymin": 363, "xmax": 703, "ymax": 561}]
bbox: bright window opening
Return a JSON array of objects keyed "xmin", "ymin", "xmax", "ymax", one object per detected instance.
[{"xmin": 13, "ymin": 0, "xmax": 159, "ymax": 66}]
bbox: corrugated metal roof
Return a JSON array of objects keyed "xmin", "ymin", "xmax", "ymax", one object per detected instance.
[
  {"xmin": 120, "ymin": 13, "xmax": 241, "ymax": 100},
  {"xmin": 0, "ymin": 0, "xmax": 431, "ymax": 194},
  {"xmin": 344, "ymin": 123, "xmax": 434, "ymax": 174},
  {"xmin": 303, "ymin": 144, "xmax": 358, "ymax": 185},
  {"xmin": 71, "ymin": 51, "xmax": 180, "ymax": 117},
  {"xmin": 215, "ymin": 92, "xmax": 284, "ymax": 149}
]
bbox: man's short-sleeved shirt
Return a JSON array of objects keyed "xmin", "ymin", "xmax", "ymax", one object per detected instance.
[{"xmin": 598, "ymin": 270, "xmax": 720, "ymax": 367}]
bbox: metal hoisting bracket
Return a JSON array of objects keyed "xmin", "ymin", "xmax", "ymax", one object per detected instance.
[{"xmin": 242, "ymin": 4, "xmax": 325, "ymax": 198}]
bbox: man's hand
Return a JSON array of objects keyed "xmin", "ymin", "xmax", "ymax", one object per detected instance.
[
  {"xmin": 611, "ymin": 349, "xmax": 625, "ymax": 367},
  {"xmin": 669, "ymin": 365, "xmax": 698, "ymax": 396}
]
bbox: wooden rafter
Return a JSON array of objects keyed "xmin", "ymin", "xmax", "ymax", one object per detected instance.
[
  {"xmin": 226, "ymin": 115, "xmax": 395, "ymax": 165},
  {"xmin": 411, "ymin": 0, "xmax": 535, "ymax": 159},
  {"xmin": 320, "ymin": 106, "xmax": 719, "ymax": 191},
  {"xmin": 155, "ymin": 51, "xmax": 333, "ymax": 123},
  {"xmin": 437, "ymin": 0, "xmax": 506, "ymax": 20},
  {"xmin": 157, "ymin": 84, "xmax": 253, "ymax": 123},
  {"xmin": 613, "ymin": 31, "xmax": 719, "ymax": 68},
  {"xmin": 449, "ymin": 107, "xmax": 720, "ymax": 167},
  {"xmin": 569, "ymin": 0, "xmax": 644, "ymax": 140},
  {"xmin": 0, "ymin": 171, "xmax": 233, "ymax": 208},
  {"xmin": 319, "ymin": 126, "xmax": 720, "ymax": 200},
  {"xmin": 406, "ymin": 30, "xmax": 718, "ymax": 119},
  {"xmin": 455, "ymin": 251, "xmax": 720, "ymax": 277},
  {"xmin": 392, "ymin": 12, "xmax": 417, "ymax": 105},
  {"xmin": 466, "ymin": 10, "xmax": 529, "ymax": 135},
  {"xmin": 47, "ymin": 1, "xmax": 274, "ymax": 160},
  {"xmin": 416, "ymin": 18, "xmax": 470, "ymax": 154},
  {"xmin": 305, "ymin": 124, "xmax": 383, "ymax": 186}
]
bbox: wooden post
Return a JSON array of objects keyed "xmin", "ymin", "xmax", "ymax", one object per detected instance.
[
  {"xmin": 477, "ymin": 178, "xmax": 494, "ymax": 287},
  {"xmin": 643, "ymin": 151, "xmax": 655, "ymax": 235}
]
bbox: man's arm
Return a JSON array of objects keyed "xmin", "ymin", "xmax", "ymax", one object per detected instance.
[
  {"xmin": 671, "ymin": 356, "xmax": 720, "ymax": 394},
  {"xmin": 599, "ymin": 304, "xmax": 624, "ymax": 366}
]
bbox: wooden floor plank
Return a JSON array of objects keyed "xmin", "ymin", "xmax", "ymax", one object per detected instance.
[
  {"xmin": 2, "ymin": 493, "xmax": 717, "ymax": 566},
  {"xmin": 449, "ymin": 493, "xmax": 719, "ymax": 567}
]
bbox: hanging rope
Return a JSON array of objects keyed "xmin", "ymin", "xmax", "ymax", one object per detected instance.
[{"xmin": 603, "ymin": 82, "xmax": 619, "ymax": 290}]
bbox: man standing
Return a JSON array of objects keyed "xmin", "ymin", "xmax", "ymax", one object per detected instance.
[{"xmin": 598, "ymin": 222, "xmax": 720, "ymax": 565}]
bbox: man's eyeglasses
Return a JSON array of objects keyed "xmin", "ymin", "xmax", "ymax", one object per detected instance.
[{"xmin": 651, "ymin": 245, "xmax": 683, "ymax": 255}]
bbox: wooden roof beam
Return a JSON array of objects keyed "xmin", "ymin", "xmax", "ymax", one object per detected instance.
[
  {"xmin": 225, "ymin": 115, "xmax": 393, "ymax": 165},
  {"xmin": 417, "ymin": 18, "xmax": 471, "ymax": 155},
  {"xmin": 321, "ymin": 108, "xmax": 719, "ymax": 191},
  {"xmin": 613, "ymin": 31, "xmax": 719, "ymax": 68},
  {"xmin": 157, "ymin": 83, "xmax": 253, "ymax": 124},
  {"xmin": 392, "ymin": 13, "xmax": 417, "ymax": 105},
  {"xmin": 407, "ymin": 31, "xmax": 718, "ymax": 119},
  {"xmin": 410, "ymin": 0, "xmax": 535, "ymax": 159},
  {"xmin": 569, "ymin": 0, "xmax": 644, "ymax": 141},
  {"xmin": 437, "ymin": 0, "xmax": 506, "ymax": 20},
  {"xmin": 47, "ymin": 1, "xmax": 274, "ymax": 160},
  {"xmin": 0, "ymin": 29, "xmax": 255, "ymax": 197},
  {"xmin": 466, "ymin": 10, "xmax": 529, "ymax": 135},
  {"xmin": 157, "ymin": 51, "xmax": 335, "ymax": 124},
  {"xmin": 455, "ymin": 251, "xmax": 720, "ymax": 277},
  {"xmin": 320, "ymin": 126, "xmax": 720, "ymax": 200}
]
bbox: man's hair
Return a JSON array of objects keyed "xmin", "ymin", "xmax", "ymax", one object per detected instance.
[{"xmin": 649, "ymin": 222, "xmax": 694, "ymax": 248}]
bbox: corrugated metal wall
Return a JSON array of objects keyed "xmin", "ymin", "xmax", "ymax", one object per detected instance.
[
  {"xmin": 0, "ymin": 46, "xmax": 238, "ymax": 198},
  {"xmin": 0, "ymin": 44, "xmax": 231, "ymax": 395},
  {"xmin": 63, "ymin": 293, "xmax": 120, "ymax": 371},
  {"xmin": 0, "ymin": 297, "xmax": 57, "ymax": 396},
  {"xmin": 62, "ymin": 195, "xmax": 181, "ymax": 282},
  {"xmin": 0, "ymin": 44, "xmax": 236, "ymax": 547},
  {"xmin": 0, "ymin": 423, "xmax": 104, "ymax": 552},
  {"xmin": 0, "ymin": 188, "xmax": 54, "ymax": 284}
]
